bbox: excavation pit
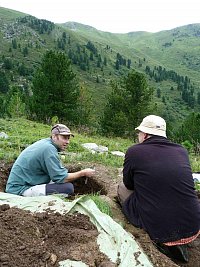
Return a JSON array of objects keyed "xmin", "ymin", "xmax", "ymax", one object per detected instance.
[
  {"xmin": 73, "ymin": 176, "xmax": 107, "ymax": 195},
  {"xmin": 67, "ymin": 165, "xmax": 108, "ymax": 196},
  {"xmin": 0, "ymin": 162, "xmax": 109, "ymax": 197}
]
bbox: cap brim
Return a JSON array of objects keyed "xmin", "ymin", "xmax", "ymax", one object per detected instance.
[{"xmin": 59, "ymin": 132, "xmax": 74, "ymax": 137}]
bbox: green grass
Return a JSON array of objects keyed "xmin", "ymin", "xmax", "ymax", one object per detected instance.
[
  {"xmin": 0, "ymin": 7, "xmax": 27, "ymax": 21},
  {"xmin": 0, "ymin": 118, "xmax": 49, "ymax": 161},
  {"xmin": 0, "ymin": 118, "xmax": 132, "ymax": 166},
  {"xmin": 195, "ymin": 182, "xmax": 200, "ymax": 191},
  {"xmin": 61, "ymin": 151, "xmax": 124, "ymax": 168},
  {"xmin": 190, "ymin": 154, "xmax": 200, "ymax": 173},
  {"xmin": 0, "ymin": 118, "xmax": 200, "ymax": 192},
  {"xmin": 89, "ymin": 194, "xmax": 112, "ymax": 216},
  {"xmin": 62, "ymin": 193, "xmax": 112, "ymax": 216}
]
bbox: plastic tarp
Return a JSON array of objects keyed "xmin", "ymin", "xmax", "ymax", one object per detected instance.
[
  {"xmin": 0, "ymin": 192, "xmax": 153, "ymax": 267},
  {"xmin": 193, "ymin": 173, "xmax": 200, "ymax": 183}
]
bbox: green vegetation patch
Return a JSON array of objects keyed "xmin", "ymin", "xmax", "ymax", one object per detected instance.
[
  {"xmin": 0, "ymin": 118, "xmax": 132, "ymax": 166},
  {"xmin": 195, "ymin": 182, "xmax": 200, "ymax": 191}
]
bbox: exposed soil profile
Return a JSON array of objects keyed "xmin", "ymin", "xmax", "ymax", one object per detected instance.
[
  {"xmin": 0, "ymin": 204, "xmax": 114, "ymax": 267},
  {"xmin": 0, "ymin": 161, "xmax": 199, "ymax": 267}
]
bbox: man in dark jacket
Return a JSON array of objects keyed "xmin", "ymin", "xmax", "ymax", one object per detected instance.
[{"xmin": 118, "ymin": 115, "xmax": 200, "ymax": 262}]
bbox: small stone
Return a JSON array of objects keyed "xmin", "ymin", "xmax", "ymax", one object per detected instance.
[
  {"xmin": 18, "ymin": 245, "xmax": 26, "ymax": 250},
  {"xmin": 50, "ymin": 253, "xmax": 57, "ymax": 265},
  {"xmin": 0, "ymin": 254, "xmax": 9, "ymax": 262}
]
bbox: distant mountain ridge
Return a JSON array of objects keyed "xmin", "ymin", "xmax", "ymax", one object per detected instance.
[
  {"xmin": 61, "ymin": 20, "xmax": 200, "ymax": 83},
  {"xmin": 0, "ymin": 6, "xmax": 200, "ymax": 126},
  {"xmin": 61, "ymin": 21, "xmax": 99, "ymax": 32}
]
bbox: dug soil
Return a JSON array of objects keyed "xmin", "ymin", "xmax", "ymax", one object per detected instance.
[{"xmin": 0, "ymin": 161, "xmax": 200, "ymax": 267}]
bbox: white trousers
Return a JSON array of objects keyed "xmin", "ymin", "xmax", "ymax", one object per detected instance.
[{"xmin": 22, "ymin": 184, "xmax": 46, "ymax": 197}]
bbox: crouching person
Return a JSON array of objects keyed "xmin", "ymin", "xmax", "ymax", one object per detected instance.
[
  {"xmin": 118, "ymin": 115, "xmax": 200, "ymax": 263},
  {"xmin": 6, "ymin": 124, "xmax": 95, "ymax": 197}
]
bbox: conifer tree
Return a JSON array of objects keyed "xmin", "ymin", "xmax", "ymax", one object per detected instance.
[
  {"xmin": 31, "ymin": 50, "xmax": 80, "ymax": 123},
  {"xmin": 176, "ymin": 112, "xmax": 200, "ymax": 145},
  {"xmin": 101, "ymin": 70, "xmax": 153, "ymax": 137},
  {"xmin": 0, "ymin": 71, "xmax": 9, "ymax": 93}
]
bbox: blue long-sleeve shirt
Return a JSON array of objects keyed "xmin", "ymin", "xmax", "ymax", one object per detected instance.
[{"xmin": 6, "ymin": 138, "xmax": 68, "ymax": 195}]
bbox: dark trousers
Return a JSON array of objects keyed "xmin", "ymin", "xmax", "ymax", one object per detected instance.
[{"xmin": 46, "ymin": 182, "xmax": 74, "ymax": 196}]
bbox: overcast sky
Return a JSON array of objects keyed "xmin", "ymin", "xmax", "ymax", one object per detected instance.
[{"xmin": 0, "ymin": 0, "xmax": 199, "ymax": 33}]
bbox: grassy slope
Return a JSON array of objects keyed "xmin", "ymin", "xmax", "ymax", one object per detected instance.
[
  {"xmin": 62, "ymin": 22, "xmax": 200, "ymax": 85},
  {"xmin": 61, "ymin": 23, "xmax": 200, "ymax": 122},
  {"xmin": 0, "ymin": 118, "xmax": 200, "ymax": 175},
  {"xmin": 1, "ymin": 7, "xmax": 200, "ymax": 126},
  {"xmin": 0, "ymin": 118, "xmax": 131, "ymax": 167},
  {"xmin": 128, "ymin": 25, "xmax": 200, "ymax": 86},
  {"xmin": 0, "ymin": 7, "xmax": 27, "ymax": 21}
]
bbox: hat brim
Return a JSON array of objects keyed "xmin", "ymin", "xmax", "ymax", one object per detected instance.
[
  {"xmin": 135, "ymin": 126, "xmax": 166, "ymax": 138},
  {"xmin": 59, "ymin": 132, "xmax": 74, "ymax": 137}
]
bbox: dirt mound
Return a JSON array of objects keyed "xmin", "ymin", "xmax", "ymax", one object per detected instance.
[
  {"xmin": 0, "ymin": 204, "xmax": 113, "ymax": 267},
  {"xmin": 0, "ymin": 161, "xmax": 12, "ymax": 192},
  {"xmin": 0, "ymin": 161, "xmax": 200, "ymax": 267}
]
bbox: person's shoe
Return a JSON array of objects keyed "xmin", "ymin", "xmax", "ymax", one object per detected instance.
[
  {"xmin": 168, "ymin": 244, "xmax": 189, "ymax": 263},
  {"xmin": 155, "ymin": 243, "xmax": 189, "ymax": 263},
  {"xmin": 113, "ymin": 195, "xmax": 122, "ymax": 207}
]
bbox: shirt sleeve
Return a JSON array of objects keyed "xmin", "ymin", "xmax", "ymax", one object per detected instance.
[
  {"xmin": 44, "ymin": 146, "xmax": 68, "ymax": 183},
  {"xmin": 123, "ymin": 148, "xmax": 135, "ymax": 190}
]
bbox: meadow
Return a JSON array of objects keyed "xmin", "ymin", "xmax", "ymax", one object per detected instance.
[
  {"xmin": 0, "ymin": 118, "xmax": 132, "ymax": 165},
  {"xmin": 0, "ymin": 118, "xmax": 200, "ymax": 191}
]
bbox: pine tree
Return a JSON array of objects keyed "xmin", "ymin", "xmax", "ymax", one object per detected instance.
[
  {"xmin": 7, "ymin": 93, "xmax": 26, "ymax": 118},
  {"xmin": 77, "ymin": 86, "xmax": 94, "ymax": 126},
  {"xmin": 0, "ymin": 71, "xmax": 9, "ymax": 93},
  {"xmin": 176, "ymin": 112, "xmax": 200, "ymax": 145},
  {"xmin": 101, "ymin": 70, "xmax": 153, "ymax": 137},
  {"xmin": 30, "ymin": 50, "xmax": 80, "ymax": 123},
  {"xmin": 5, "ymin": 86, "xmax": 26, "ymax": 118}
]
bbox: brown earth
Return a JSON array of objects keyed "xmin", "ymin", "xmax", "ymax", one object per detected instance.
[{"xmin": 0, "ymin": 161, "xmax": 200, "ymax": 267}]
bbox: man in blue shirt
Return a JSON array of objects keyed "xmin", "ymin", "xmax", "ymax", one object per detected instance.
[{"xmin": 6, "ymin": 124, "xmax": 95, "ymax": 197}]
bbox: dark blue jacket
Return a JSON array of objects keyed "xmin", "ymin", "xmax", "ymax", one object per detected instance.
[{"xmin": 122, "ymin": 136, "xmax": 200, "ymax": 243}]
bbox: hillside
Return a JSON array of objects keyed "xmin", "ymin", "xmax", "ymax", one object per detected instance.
[{"xmin": 0, "ymin": 7, "xmax": 200, "ymax": 127}]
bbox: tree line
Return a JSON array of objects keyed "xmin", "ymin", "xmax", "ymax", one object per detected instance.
[
  {"xmin": 0, "ymin": 50, "xmax": 199, "ymax": 151},
  {"xmin": 0, "ymin": 50, "xmax": 152, "ymax": 135},
  {"xmin": 145, "ymin": 65, "xmax": 199, "ymax": 108},
  {"xmin": 18, "ymin": 16, "xmax": 55, "ymax": 34}
]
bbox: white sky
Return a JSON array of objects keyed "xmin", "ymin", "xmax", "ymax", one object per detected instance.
[{"xmin": 0, "ymin": 0, "xmax": 199, "ymax": 33}]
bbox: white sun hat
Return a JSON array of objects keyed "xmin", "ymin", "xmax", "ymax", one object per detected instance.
[{"xmin": 135, "ymin": 115, "xmax": 167, "ymax": 137}]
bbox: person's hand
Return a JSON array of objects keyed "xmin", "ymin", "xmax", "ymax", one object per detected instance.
[
  {"xmin": 66, "ymin": 168, "xmax": 95, "ymax": 183},
  {"xmin": 82, "ymin": 168, "xmax": 95, "ymax": 177}
]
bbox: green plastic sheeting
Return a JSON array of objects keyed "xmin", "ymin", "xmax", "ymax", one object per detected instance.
[{"xmin": 0, "ymin": 192, "xmax": 153, "ymax": 267}]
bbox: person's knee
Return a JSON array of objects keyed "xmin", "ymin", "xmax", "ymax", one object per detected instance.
[
  {"xmin": 117, "ymin": 181, "xmax": 125, "ymax": 204},
  {"xmin": 117, "ymin": 181, "xmax": 134, "ymax": 205},
  {"xmin": 117, "ymin": 181, "xmax": 124, "ymax": 196},
  {"xmin": 59, "ymin": 182, "xmax": 74, "ymax": 195},
  {"xmin": 46, "ymin": 182, "xmax": 74, "ymax": 195},
  {"xmin": 66, "ymin": 182, "xmax": 74, "ymax": 194}
]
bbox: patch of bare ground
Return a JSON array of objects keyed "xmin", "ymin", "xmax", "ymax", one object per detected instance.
[{"xmin": 0, "ymin": 161, "xmax": 199, "ymax": 267}]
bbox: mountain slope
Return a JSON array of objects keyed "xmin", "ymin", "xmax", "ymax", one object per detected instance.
[
  {"xmin": 1, "ymin": 7, "xmax": 200, "ymax": 126},
  {"xmin": 62, "ymin": 21, "xmax": 200, "ymax": 85}
]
